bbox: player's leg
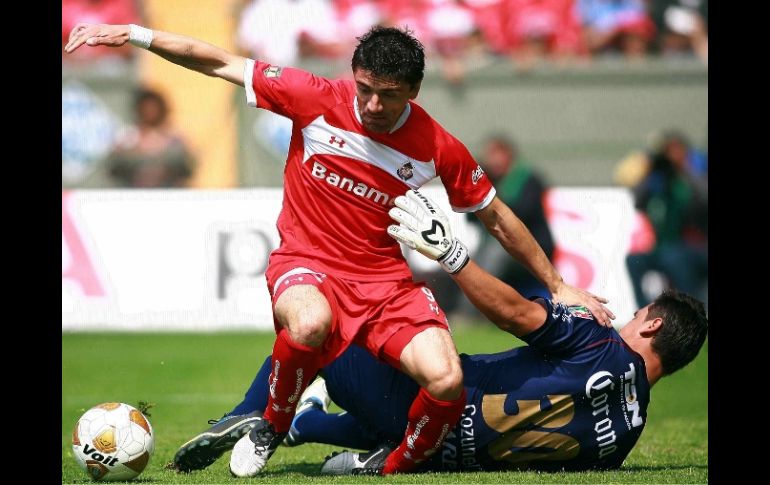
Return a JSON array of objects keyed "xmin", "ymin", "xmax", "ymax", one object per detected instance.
[
  {"xmin": 383, "ymin": 326, "xmax": 465, "ymax": 474},
  {"xmin": 263, "ymin": 283, "xmax": 331, "ymax": 429},
  {"xmin": 322, "ymin": 280, "xmax": 464, "ymax": 475},
  {"xmin": 228, "ymin": 345, "xmax": 404, "ymax": 450},
  {"xmin": 174, "ymin": 345, "xmax": 385, "ymax": 473},
  {"xmin": 288, "ymin": 391, "xmax": 381, "ymax": 450},
  {"xmin": 322, "ymin": 345, "xmax": 419, "ymax": 444},
  {"xmin": 321, "ymin": 325, "xmax": 464, "ymax": 475},
  {"xmin": 230, "ymin": 273, "xmax": 333, "ymax": 477},
  {"xmin": 291, "ymin": 344, "xmax": 419, "ymax": 449}
]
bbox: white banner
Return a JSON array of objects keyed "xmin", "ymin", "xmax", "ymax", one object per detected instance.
[
  {"xmin": 62, "ymin": 187, "xmax": 637, "ymax": 331},
  {"xmin": 544, "ymin": 188, "xmax": 639, "ymax": 325}
]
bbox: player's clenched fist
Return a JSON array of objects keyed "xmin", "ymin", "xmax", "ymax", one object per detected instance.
[{"xmin": 387, "ymin": 190, "xmax": 469, "ymax": 274}]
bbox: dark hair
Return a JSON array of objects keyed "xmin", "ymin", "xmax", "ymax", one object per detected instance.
[
  {"xmin": 485, "ymin": 134, "xmax": 518, "ymax": 155},
  {"xmin": 648, "ymin": 129, "xmax": 690, "ymax": 154},
  {"xmin": 351, "ymin": 26, "xmax": 425, "ymax": 88},
  {"xmin": 133, "ymin": 88, "xmax": 168, "ymax": 125},
  {"xmin": 647, "ymin": 290, "xmax": 708, "ymax": 375}
]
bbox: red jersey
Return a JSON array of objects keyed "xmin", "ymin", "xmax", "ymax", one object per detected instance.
[{"xmin": 244, "ymin": 59, "xmax": 495, "ymax": 281}]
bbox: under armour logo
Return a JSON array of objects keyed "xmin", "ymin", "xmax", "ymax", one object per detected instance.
[
  {"xmin": 329, "ymin": 136, "xmax": 346, "ymax": 148},
  {"xmin": 421, "ymin": 220, "xmax": 446, "ymax": 245}
]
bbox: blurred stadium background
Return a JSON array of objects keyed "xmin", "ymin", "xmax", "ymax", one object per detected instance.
[{"xmin": 62, "ymin": 0, "xmax": 707, "ymax": 482}]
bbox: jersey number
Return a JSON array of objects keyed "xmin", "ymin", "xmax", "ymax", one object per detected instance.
[{"xmin": 482, "ymin": 394, "xmax": 580, "ymax": 466}]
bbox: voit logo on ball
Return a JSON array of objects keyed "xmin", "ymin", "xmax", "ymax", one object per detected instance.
[{"xmin": 72, "ymin": 402, "xmax": 155, "ymax": 481}]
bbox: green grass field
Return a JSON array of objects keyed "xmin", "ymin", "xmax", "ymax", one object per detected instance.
[{"xmin": 62, "ymin": 324, "xmax": 707, "ymax": 484}]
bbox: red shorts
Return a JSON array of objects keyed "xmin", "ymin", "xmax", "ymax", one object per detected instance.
[{"xmin": 265, "ymin": 256, "xmax": 449, "ymax": 369}]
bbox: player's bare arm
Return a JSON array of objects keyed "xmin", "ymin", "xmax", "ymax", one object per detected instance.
[
  {"xmin": 65, "ymin": 23, "xmax": 246, "ymax": 86},
  {"xmin": 388, "ymin": 190, "xmax": 546, "ymax": 336},
  {"xmin": 475, "ymin": 197, "xmax": 616, "ymax": 325},
  {"xmin": 451, "ymin": 260, "xmax": 547, "ymax": 337}
]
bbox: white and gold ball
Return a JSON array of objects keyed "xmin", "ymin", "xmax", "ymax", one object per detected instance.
[{"xmin": 72, "ymin": 402, "xmax": 154, "ymax": 481}]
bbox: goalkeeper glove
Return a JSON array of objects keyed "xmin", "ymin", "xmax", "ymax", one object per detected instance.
[{"xmin": 387, "ymin": 189, "xmax": 469, "ymax": 274}]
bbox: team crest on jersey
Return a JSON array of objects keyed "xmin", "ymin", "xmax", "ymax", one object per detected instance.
[
  {"xmin": 471, "ymin": 165, "xmax": 485, "ymax": 184},
  {"xmin": 568, "ymin": 305, "xmax": 594, "ymax": 320},
  {"xmin": 397, "ymin": 161, "xmax": 414, "ymax": 181},
  {"xmin": 263, "ymin": 66, "xmax": 283, "ymax": 78}
]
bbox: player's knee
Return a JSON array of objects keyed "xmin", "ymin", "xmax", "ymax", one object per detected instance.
[
  {"xmin": 287, "ymin": 319, "xmax": 330, "ymax": 347},
  {"xmin": 275, "ymin": 284, "xmax": 332, "ymax": 347},
  {"xmin": 426, "ymin": 364, "xmax": 463, "ymax": 400}
]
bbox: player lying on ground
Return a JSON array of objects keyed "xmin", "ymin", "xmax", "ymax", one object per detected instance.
[{"xmin": 172, "ymin": 190, "xmax": 708, "ymax": 474}]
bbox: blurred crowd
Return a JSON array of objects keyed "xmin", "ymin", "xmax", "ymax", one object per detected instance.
[
  {"xmin": 421, "ymin": 129, "xmax": 707, "ymax": 318},
  {"xmin": 428, "ymin": 129, "xmax": 707, "ymax": 320},
  {"xmin": 616, "ymin": 130, "xmax": 707, "ymax": 310},
  {"xmin": 102, "ymin": 88, "xmax": 196, "ymax": 188},
  {"xmin": 64, "ymin": 0, "xmax": 708, "ymax": 80}
]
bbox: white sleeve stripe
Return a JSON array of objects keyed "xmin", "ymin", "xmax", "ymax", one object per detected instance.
[
  {"xmin": 272, "ymin": 267, "xmax": 325, "ymax": 295},
  {"xmin": 244, "ymin": 58, "xmax": 257, "ymax": 107},
  {"xmin": 451, "ymin": 187, "xmax": 497, "ymax": 213}
]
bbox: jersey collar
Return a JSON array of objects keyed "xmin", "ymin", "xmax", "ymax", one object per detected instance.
[{"xmin": 353, "ymin": 96, "xmax": 412, "ymax": 134}]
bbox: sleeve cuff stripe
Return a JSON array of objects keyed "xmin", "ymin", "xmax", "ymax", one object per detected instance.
[
  {"xmin": 244, "ymin": 59, "xmax": 257, "ymax": 107},
  {"xmin": 451, "ymin": 187, "xmax": 497, "ymax": 213}
]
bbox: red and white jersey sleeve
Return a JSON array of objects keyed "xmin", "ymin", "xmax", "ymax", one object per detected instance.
[
  {"xmin": 243, "ymin": 59, "xmax": 340, "ymax": 122},
  {"xmin": 432, "ymin": 127, "xmax": 496, "ymax": 213}
]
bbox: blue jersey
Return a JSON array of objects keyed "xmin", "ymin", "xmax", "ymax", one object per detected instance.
[{"xmin": 323, "ymin": 298, "xmax": 649, "ymax": 472}]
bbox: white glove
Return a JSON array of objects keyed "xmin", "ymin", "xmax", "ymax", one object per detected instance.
[{"xmin": 387, "ymin": 189, "xmax": 470, "ymax": 274}]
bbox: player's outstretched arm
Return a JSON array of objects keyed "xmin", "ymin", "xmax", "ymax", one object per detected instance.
[
  {"xmin": 451, "ymin": 260, "xmax": 547, "ymax": 337},
  {"xmin": 474, "ymin": 197, "xmax": 616, "ymax": 326},
  {"xmin": 388, "ymin": 190, "xmax": 546, "ymax": 337},
  {"xmin": 65, "ymin": 23, "xmax": 246, "ymax": 86}
]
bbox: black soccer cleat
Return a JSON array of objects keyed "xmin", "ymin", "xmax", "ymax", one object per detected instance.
[
  {"xmin": 320, "ymin": 443, "xmax": 394, "ymax": 475},
  {"xmin": 172, "ymin": 411, "xmax": 264, "ymax": 473}
]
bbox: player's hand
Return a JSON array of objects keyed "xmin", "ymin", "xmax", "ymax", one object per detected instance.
[
  {"xmin": 387, "ymin": 190, "xmax": 469, "ymax": 273},
  {"xmin": 65, "ymin": 23, "xmax": 130, "ymax": 54},
  {"xmin": 551, "ymin": 282, "xmax": 616, "ymax": 327}
]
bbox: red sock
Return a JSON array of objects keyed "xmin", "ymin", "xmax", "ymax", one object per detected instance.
[
  {"xmin": 262, "ymin": 329, "xmax": 323, "ymax": 433},
  {"xmin": 383, "ymin": 387, "xmax": 466, "ymax": 474}
]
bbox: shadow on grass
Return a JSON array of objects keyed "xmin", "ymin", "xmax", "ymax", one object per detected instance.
[
  {"xmin": 163, "ymin": 462, "xmax": 707, "ymax": 479},
  {"xmin": 66, "ymin": 479, "xmax": 159, "ymax": 484},
  {"xmin": 275, "ymin": 462, "xmax": 326, "ymax": 475},
  {"xmin": 622, "ymin": 464, "xmax": 708, "ymax": 472}
]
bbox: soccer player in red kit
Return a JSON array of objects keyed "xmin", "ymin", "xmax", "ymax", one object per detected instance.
[{"xmin": 66, "ymin": 23, "xmax": 614, "ymax": 476}]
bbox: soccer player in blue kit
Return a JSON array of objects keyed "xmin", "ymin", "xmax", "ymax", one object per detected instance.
[{"xmin": 172, "ymin": 190, "xmax": 708, "ymax": 474}]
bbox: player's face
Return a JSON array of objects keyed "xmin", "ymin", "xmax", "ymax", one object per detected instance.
[
  {"xmin": 353, "ymin": 69, "xmax": 420, "ymax": 134},
  {"xmin": 619, "ymin": 304, "xmax": 652, "ymax": 339}
]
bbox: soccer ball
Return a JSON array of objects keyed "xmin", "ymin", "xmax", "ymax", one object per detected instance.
[{"xmin": 72, "ymin": 402, "xmax": 155, "ymax": 481}]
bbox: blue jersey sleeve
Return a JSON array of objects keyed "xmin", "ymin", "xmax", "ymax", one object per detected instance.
[{"xmin": 519, "ymin": 298, "xmax": 614, "ymax": 357}]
